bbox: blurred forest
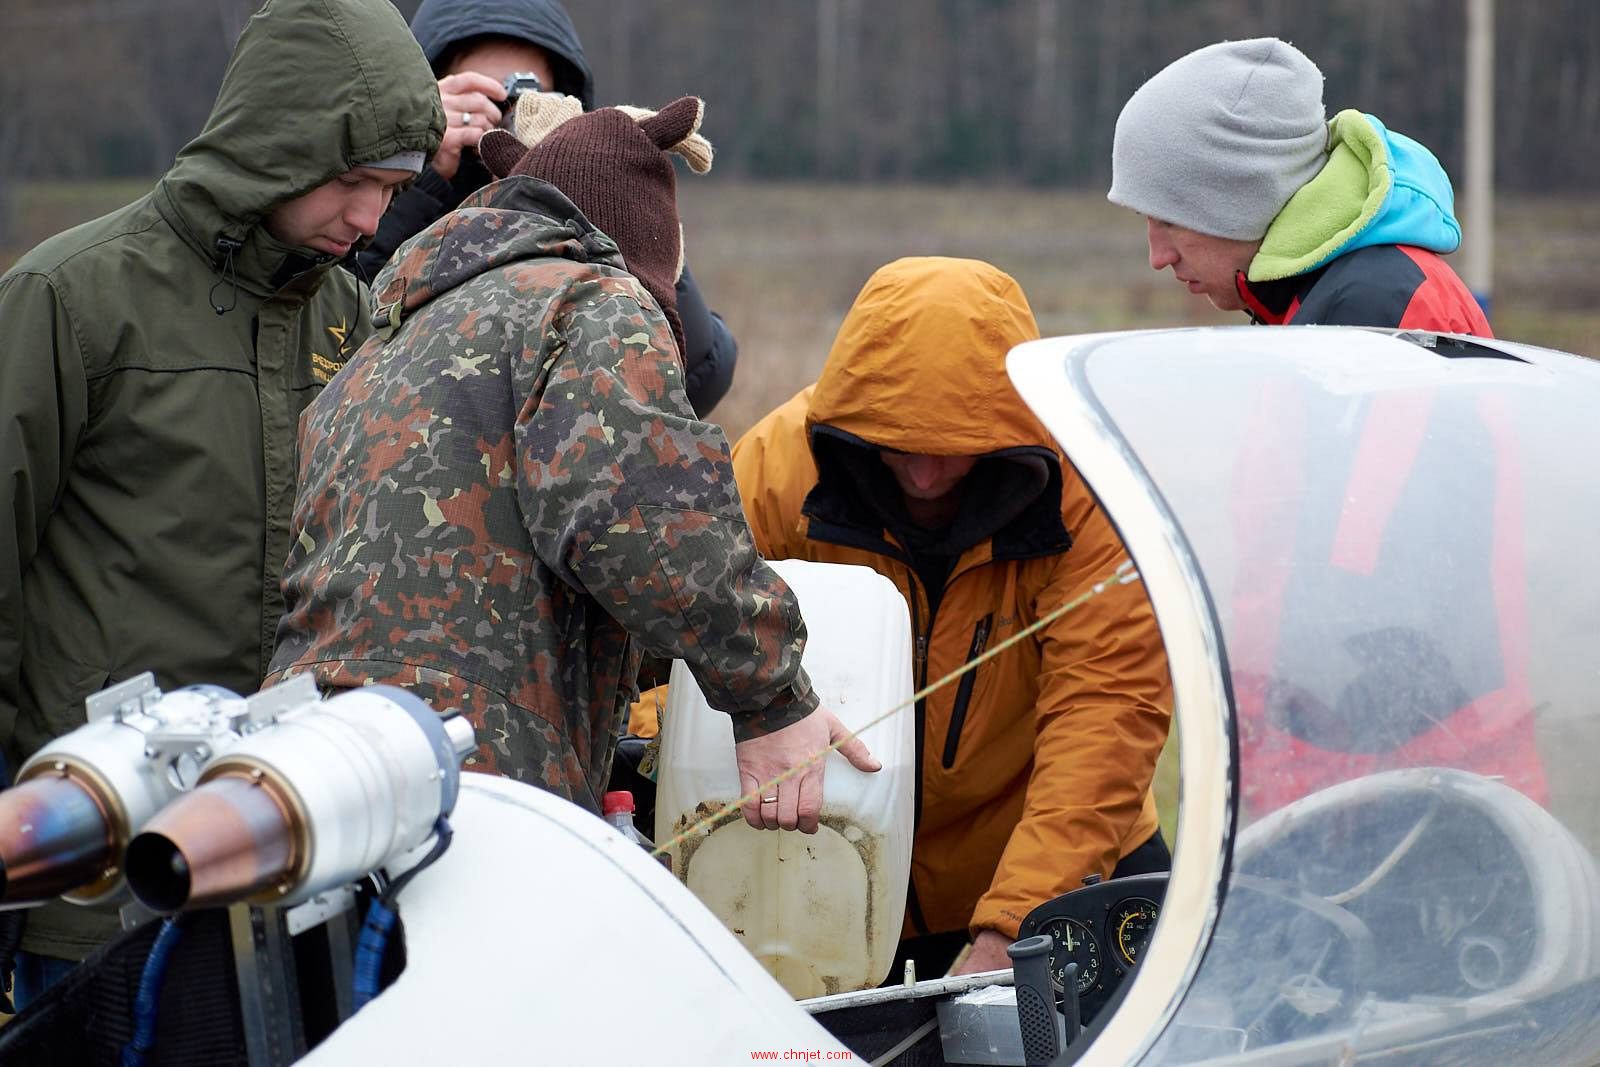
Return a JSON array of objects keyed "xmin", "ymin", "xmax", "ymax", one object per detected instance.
[
  {"xmin": 1, "ymin": 0, "xmax": 1596, "ymax": 438},
  {"xmin": 2, "ymin": 0, "xmax": 1598, "ymax": 195}
]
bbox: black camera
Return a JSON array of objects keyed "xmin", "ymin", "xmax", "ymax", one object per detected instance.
[{"xmin": 502, "ymin": 71, "xmax": 543, "ymax": 105}]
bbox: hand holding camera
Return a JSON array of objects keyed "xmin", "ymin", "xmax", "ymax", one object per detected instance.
[
  {"xmin": 432, "ymin": 71, "xmax": 508, "ymax": 180},
  {"xmin": 431, "ymin": 71, "xmax": 544, "ymax": 181}
]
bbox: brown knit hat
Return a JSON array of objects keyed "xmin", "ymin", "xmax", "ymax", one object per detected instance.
[{"xmin": 478, "ymin": 97, "xmax": 711, "ymax": 357}]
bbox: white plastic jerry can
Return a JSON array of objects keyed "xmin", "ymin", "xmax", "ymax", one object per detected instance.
[{"xmin": 654, "ymin": 558, "xmax": 916, "ymax": 999}]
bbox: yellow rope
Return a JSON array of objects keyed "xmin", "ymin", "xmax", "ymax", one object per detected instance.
[{"xmin": 650, "ymin": 560, "xmax": 1141, "ymax": 857}]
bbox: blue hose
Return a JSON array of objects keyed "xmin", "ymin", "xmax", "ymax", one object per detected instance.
[
  {"xmin": 349, "ymin": 817, "xmax": 452, "ymax": 1013},
  {"xmin": 121, "ymin": 916, "xmax": 183, "ymax": 1067},
  {"xmin": 351, "ymin": 897, "xmax": 397, "ymax": 1012}
]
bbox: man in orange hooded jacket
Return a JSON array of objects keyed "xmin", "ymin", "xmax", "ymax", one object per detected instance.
[{"xmin": 727, "ymin": 257, "xmax": 1173, "ymax": 977}]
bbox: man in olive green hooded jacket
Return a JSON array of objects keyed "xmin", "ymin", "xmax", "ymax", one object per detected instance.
[{"xmin": 0, "ymin": 0, "xmax": 444, "ymax": 977}]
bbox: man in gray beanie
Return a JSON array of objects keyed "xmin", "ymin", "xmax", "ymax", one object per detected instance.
[
  {"xmin": 1109, "ymin": 36, "xmax": 1489, "ymax": 334},
  {"xmin": 1108, "ymin": 40, "xmax": 1550, "ymax": 842}
]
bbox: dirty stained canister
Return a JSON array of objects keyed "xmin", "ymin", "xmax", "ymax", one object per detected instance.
[{"xmin": 655, "ymin": 559, "xmax": 915, "ymax": 999}]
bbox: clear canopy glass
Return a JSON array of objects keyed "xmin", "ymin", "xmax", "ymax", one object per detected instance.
[{"xmin": 1018, "ymin": 326, "xmax": 1600, "ymax": 1065}]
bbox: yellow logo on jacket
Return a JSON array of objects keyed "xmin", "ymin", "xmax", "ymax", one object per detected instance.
[{"xmin": 310, "ymin": 320, "xmax": 353, "ymax": 384}]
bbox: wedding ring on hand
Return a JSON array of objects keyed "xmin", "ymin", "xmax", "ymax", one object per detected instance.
[
  {"xmin": 760, "ymin": 796, "xmax": 779, "ymax": 804},
  {"xmin": 460, "ymin": 111, "xmax": 472, "ymax": 126}
]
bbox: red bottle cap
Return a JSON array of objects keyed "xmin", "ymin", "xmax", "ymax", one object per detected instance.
[{"xmin": 602, "ymin": 790, "xmax": 635, "ymax": 816}]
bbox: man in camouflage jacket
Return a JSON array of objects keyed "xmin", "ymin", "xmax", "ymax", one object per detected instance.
[{"xmin": 268, "ymin": 100, "xmax": 875, "ymax": 821}]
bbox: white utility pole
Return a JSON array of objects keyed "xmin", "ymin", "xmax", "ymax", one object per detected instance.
[{"xmin": 1464, "ymin": 0, "xmax": 1495, "ymax": 314}]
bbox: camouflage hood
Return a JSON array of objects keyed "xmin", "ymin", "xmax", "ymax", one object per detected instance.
[{"xmin": 372, "ymin": 175, "xmax": 626, "ymax": 330}]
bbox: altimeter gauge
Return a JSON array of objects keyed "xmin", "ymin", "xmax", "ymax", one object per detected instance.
[{"xmin": 1039, "ymin": 916, "xmax": 1101, "ymax": 994}]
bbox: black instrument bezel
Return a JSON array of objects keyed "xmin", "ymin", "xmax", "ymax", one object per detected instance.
[{"xmin": 1018, "ymin": 872, "xmax": 1169, "ymax": 1025}]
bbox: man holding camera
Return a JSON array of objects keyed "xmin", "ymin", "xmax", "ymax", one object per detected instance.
[
  {"xmin": 352, "ymin": 0, "xmax": 741, "ymax": 418},
  {"xmin": 417, "ymin": 46, "xmax": 556, "ymax": 214}
]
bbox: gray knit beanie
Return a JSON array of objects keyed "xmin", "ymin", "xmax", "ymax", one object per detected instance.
[{"xmin": 1108, "ymin": 38, "xmax": 1328, "ymax": 241}]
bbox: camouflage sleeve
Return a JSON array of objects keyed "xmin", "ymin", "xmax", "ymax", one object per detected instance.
[{"xmin": 513, "ymin": 274, "xmax": 817, "ymax": 741}]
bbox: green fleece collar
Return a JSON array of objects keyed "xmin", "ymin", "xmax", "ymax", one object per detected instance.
[{"xmin": 1249, "ymin": 110, "xmax": 1387, "ymax": 282}]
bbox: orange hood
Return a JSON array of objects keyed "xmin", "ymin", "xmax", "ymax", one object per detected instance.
[{"xmin": 806, "ymin": 257, "xmax": 1053, "ymax": 455}]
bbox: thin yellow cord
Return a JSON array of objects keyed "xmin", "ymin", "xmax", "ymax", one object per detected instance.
[{"xmin": 650, "ymin": 561, "xmax": 1141, "ymax": 857}]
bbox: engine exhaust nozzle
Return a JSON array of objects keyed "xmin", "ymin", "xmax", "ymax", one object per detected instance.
[
  {"xmin": 0, "ymin": 772, "xmax": 116, "ymax": 904},
  {"xmin": 124, "ymin": 772, "xmax": 301, "ymax": 913}
]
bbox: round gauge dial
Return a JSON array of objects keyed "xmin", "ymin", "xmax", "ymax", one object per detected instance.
[
  {"xmin": 1111, "ymin": 897, "xmax": 1160, "ymax": 967},
  {"xmin": 1039, "ymin": 917, "xmax": 1100, "ymax": 994}
]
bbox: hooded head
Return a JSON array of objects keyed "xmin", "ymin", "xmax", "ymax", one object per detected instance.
[
  {"xmin": 802, "ymin": 258, "xmax": 1071, "ymax": 556},
  {"xmin": 807, "ymin": 257, "xmax": 1048, "ymax": 456},
  {"xmin": 1109, "ymin": 37, "xmax": 1328, "ymax": 242},
  {"xmin": 158, "ymin": 0, "xmax": 444, "ymax": 289},
  {"xmin": 410, "ymin": 0, "xmax": 596, "ymax": 108},
  {"xmin": 477, "ymin": 97, "xmax": 713, "ymax": 356}
]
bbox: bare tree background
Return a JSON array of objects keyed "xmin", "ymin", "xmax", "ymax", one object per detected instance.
[
  {"xmin": 0, "ymin": 0, "xmax": 1594, "ymax": 194},
  {"xmin": 0, "ymin": 2, "xmax": 1595, "ymax": 437}
]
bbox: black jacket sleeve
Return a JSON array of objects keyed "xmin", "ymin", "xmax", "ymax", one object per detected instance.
[
  {"xmin": 346, "ymin": 166, "xmax": 465, "ymax": 284},
  {"xmin": 675, "ymin": 264, "xmax": 739, "ymax": 418}
]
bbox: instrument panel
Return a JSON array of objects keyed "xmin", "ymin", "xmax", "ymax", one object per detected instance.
[{"xmin": 1018, "ymin": 873, "xmax": 1167, "ymax": 1025}]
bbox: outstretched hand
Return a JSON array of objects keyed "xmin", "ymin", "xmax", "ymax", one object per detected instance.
[{"xmin": 734, "ymin": 707, "xmax": 880, "ymax": 833}]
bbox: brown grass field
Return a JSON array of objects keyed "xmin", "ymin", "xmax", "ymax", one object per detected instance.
[
  {"xmin": 674, "ymin": 181, "xmax": 1600, "ymax": 441},
  {"xmin": 5, "ymin": 179, "xmax": 1597, "ymax": 446},
  {"xmin": 6, "ymin": 180, "xmax": 1597, "ymax": 844}
]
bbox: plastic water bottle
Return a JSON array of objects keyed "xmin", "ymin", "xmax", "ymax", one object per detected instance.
[{"xmin": 603, "ymin": 790, "xmax": 667, "ymax": 866}]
